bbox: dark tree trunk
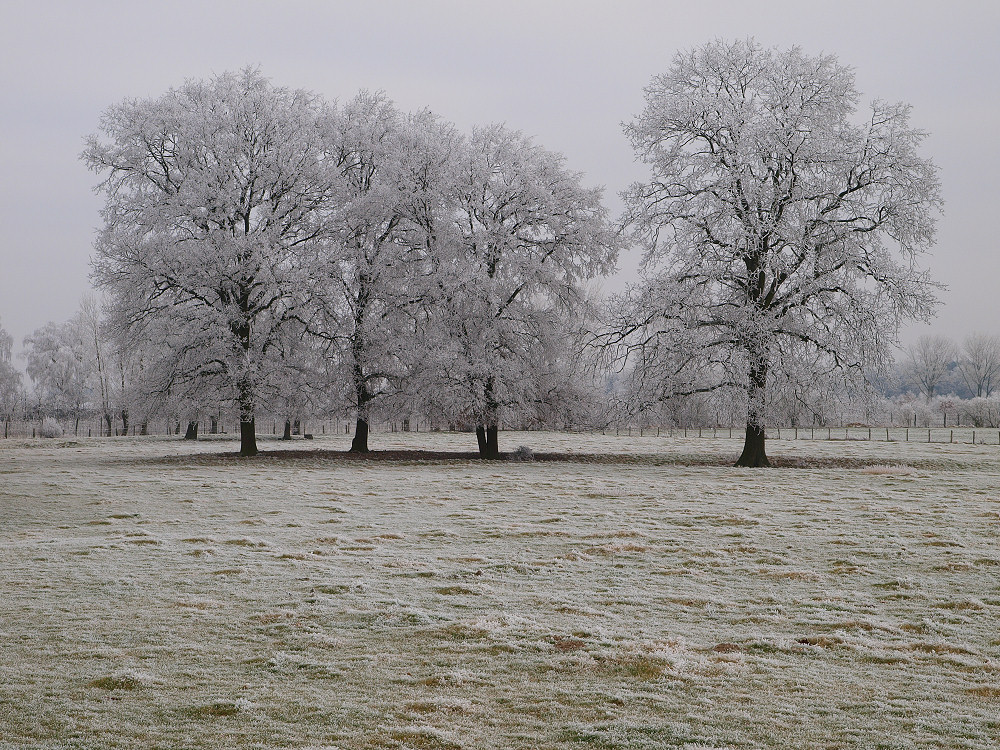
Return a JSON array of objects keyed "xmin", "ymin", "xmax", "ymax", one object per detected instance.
[
  {"xmin": 184, "ymin": 421, "xmax": 199, "ymax": 440},
  {"xmin": 476, "ymin": 377, "xmax": 501, "ymax": 459},
  {"xmin": 735, "ymin": 361, "xmax": 770, "ymax": 467},
  {"xmin": 140, "ymin": 421, "xmax": 148, "ymax": 436},
  {"xmin": 121, "ymin": 410, "xmax": 129, "ymax": 436},
  {"xmin": 735, "ymin": 423, "xmax": 769, "ymax": 467},
  {"xmin": 240, "ymin": 418, "xmax": 257, "ymax": 457},
  {"xmin": 210, "ymin": 416, "xmax": 218, "ymax": 434},
  {"xmin": 282, "ymin": 420, "xmax": 292, "ymax": 440},
  {"xmin": 485, "ymin": 424, "xmax": 499, "ymax": 459},
  {"xmin": 350, "ymin": 417, "xmax": 370, "ymax": 453},
  {"xmin": 104, "ymin": 413, "xmax": 113, "ymax": 437},
  {"xmin": 349, "ymin": 273, "xmax": 375, "ymax": 455},
  {"xmin": 475, "ymin": 423, "xmax": 500, "ymax": 458}
]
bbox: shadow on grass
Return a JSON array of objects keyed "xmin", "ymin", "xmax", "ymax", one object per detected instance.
[{"xmin": 118, "ymin": 447, "xmax": 973, "ymax": 471}]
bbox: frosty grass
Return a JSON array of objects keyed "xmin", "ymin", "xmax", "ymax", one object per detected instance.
[{"xmin": 1, "ymin": 431, "xmax": 998, "ymax": 748}]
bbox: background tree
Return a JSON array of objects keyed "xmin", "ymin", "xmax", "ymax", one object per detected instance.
[
  {"xmin": 300, "ymin": 94, "xmax": 445, "ymax": 452},
  {"xmin": 0, "ymin": 317, "xmax": 24, "ymax": 429},
  {"xmin": 23, "ymin": 319, "xmax": 90, "ymax": 433},
  {"xmin": 904, "ymin": 334, "xmax": 958, "ymax": 400},
  {"xmin": 957, "ymin": 332, "xmax": 1000, "ymax": 398},
  {"xmin": 84, "ymin": 69, "xmax": 339, "ymax": 456},
  {"xmin": 614, "ymin": 39, "xmax": 942, "ymax": 466},
  {"xmin": 438, "ymin": 124, "xmax": 618, "ymax": 457}
]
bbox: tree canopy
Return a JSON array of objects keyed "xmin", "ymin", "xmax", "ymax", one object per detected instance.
[{"xmin": 612, "ymin": 39, "xmax": 943, "ymax": 466}]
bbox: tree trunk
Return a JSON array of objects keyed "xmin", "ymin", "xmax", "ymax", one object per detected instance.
[
  {"xmin": 184, "ymin": 421, "xmax": 199, "ymax": 440},
  {"xmin": 476, "ymin": 377, "xmax": 501, "ymax": 459},
  {"xmin": 735, "ymin": 361, "xmax": 770, "ymax": 467},
  {"xmin": 476, "ymin": 423, "xmax": 500, "ymax": 459},
  {"xmin": 104, "ymin": 413, "xmax": 113, "ymax": 437},
  {"xmin": 282, "ymin": 420, "xmax": 292, "ymax": 440},
  {"xmin": 140, "ymin": 421, "xmax": 148, "ymax": 436},
  {"xmin": 121, "ymin": 410, "xmax": 129, "ymax": 436},
  {"xmin": 350, "ymin": 417, "xmax": 370, "ymax": 453},
  {"xmin": 210, "ymin": 415, "xmax": 218, "ymax": 434},
  {"xmin": 485, "ymin": 424, "xmax": 499, "ymax": 459},
  {"xmin": 735, "ymin": 423, "xmax": 769, "ymax": 467},
  {"xmin": 240, "ymin": 417, "xmax": 257, "ymax": 457}
]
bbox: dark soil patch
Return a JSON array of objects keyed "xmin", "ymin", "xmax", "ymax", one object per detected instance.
[{"xmin": 118, "ymin": 447, "xmax": 963, "ymax": 471}]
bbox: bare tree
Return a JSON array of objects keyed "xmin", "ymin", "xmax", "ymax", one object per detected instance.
[
  {"xmin": 957, "ymin": 333, "xmax": 1000, "ymax": 398},
  {"xmin": 437, "ymin": 124, "xmax": 618, "ymax": 457},
  {"xmin": 300, "ymin": 95, "xmax": 455, "ymax": 453},
  {"xmin": 0, "ymin": 317, "xmax": 23, "ymax": 427},
  {"xmin": 612, "ymin": 39, "xmax": 942, "ymax": 466},
  {"xmin": 904, "ymin": 335, "xmax": 957, "ymax": 400},
  {"xmin": 23, "ymin": 320, "xmax": 90, "ymax": 434},
  {"xmin": 83, "ymin": 69, "xmax": 340, "ymax": 456}
]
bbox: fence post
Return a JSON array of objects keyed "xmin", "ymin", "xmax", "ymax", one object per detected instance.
[
  {"xmin": 928, "ymin": 429, "xmax": 931, "ymax": 443},
  {"xmin": 950, "ymin": 430, "xmax": 953, "ymax": 443}
]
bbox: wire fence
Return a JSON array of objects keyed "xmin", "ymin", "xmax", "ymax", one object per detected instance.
[
  {"xmin": 603, "ymin": 425, "xmax": 1000, "ymax": 446},
  {"xmin": 3, "ymin": 418, "xmax": 1000, "ymax": 446}
]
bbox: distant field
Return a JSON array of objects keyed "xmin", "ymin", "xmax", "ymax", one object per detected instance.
[{"xmin": 2, "ymin": 432, "xmax": 999, "ymax": 749}]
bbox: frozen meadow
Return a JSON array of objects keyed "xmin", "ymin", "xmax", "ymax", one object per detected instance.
[{"xmin": 1, "ymin": 432, "xmax": 999, "ymax": 749}]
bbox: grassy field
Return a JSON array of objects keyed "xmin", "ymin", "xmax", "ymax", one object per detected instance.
[{"xmin": 1, "ymin": 432, "xmax": 999, "ymax": 749}]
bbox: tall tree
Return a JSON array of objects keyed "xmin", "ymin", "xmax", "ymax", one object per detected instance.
[
  {"xmin": 23, "ymin": 319, "xmax": 90, "ymax": 432},
  {"xmin": 83, "ymin": 69, "xmax": 339, "ymax": 456},
  {"xmin": 904, "ymin": 334, "xmax": 957, "ymax": 400},
  {"xmin": 0, "ymin": 317, "xmax": 24, "ymax": 424},
  {"xmin": 957, "ymin": 333, "xmax": 1000, "ymax": 398},
  {"xmin": 439, "ymin": 124, "xmax": 618, "ymax": 457},
  {"xmin": 300, "ymin": 94, "xmax": 451, "ymax": 453},
  {"xmin": 615, "ymin": 39, "xmax": 942, "ymax": 466}
]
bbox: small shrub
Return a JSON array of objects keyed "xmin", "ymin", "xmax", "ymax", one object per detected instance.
[
  {"xmin": 40, "ymin": 418, "xmax": 64, "ymax": 438},
  {"xmin": 510, "ymin": 445, "xmax": 534, "ymax": 461}
]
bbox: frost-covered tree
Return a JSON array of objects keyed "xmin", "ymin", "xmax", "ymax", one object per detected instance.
[
  {"xmin": 24, "ymin": 319, "xmax": 90, "ymax": 432},
  {"xmin": 904, "ymin": 334, "xmax": 957, "ymax": 400},
  {"xmin": 300, "ymin": 95, "xmax": 455, "ymax": 452},
  {"xmin": 957, "ymin": 333, "xmax": 1000, "ymax": 398},
  {"xmin": 0, "ymin": 317, "xmax": 24, "ymax": 424},
  {"xmin": 436, "ymin": 124, "xmax": 618, "ymax": 457},
  {"xmin": 84, "ymin": 69, "xmax": 339, "ymax": 456},
  {"xmin": 613, "ymin": 39, "xmax": 942, "ymax": 466}
]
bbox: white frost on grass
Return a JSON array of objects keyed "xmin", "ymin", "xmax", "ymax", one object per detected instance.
[{"xmin": 1, "ymin": 431, "xmax": 999, "ymax": 748}]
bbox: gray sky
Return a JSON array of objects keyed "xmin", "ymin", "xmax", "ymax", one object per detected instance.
[{"xmin": 2, "ymin": 0, "xmax": 998, "ymax": 367}]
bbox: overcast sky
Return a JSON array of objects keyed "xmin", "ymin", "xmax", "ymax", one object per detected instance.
[{"xmin": 2, "ymin": 0, "xmax": 998, "ymax": 366}]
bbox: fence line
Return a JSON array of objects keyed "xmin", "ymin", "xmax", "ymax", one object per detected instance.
[{"xmin": 3, "ymin": 418, "xmax": 999, "ymax": 446}]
